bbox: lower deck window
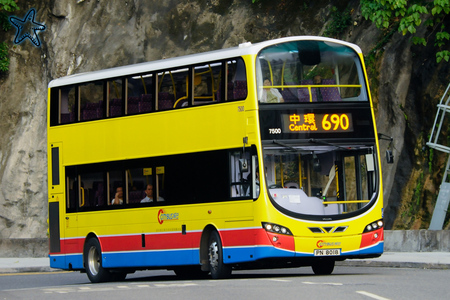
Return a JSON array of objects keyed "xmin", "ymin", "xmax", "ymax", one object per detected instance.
[{"xmin": 65, "ymin": 147, "xmax": 256, "ymax": 213}]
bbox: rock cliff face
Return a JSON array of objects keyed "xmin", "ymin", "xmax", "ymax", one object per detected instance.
[{"xmin": 0, "ymin": 0, "xmax": 449, "ymax": 238}]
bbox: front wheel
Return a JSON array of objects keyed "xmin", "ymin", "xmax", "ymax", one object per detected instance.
[
  {"xmin": 311, "ymin": 259, "xmax": 335, "ymax": 275},
  {"xmin": 84, "ymin": 238, "xmax": 111, "ymax": 283},
  {"xmin": 208, "ymin": 230, "xmax": 232, "ymax": 279}
]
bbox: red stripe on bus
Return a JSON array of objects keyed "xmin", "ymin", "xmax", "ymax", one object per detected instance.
[{"xmin": 52, "ymin": 228, "xmax": 279, "ymax": 254}]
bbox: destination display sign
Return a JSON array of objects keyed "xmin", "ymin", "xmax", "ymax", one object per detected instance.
[
  {"xmin": 258, "ymin": 105, "xmax": 375, "ymax": 141},
  {"xmin": 281, "ymin": 113, "xmax": 354, "ymax": 134}
]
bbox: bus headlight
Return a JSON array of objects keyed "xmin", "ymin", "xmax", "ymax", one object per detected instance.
[
  {"xmin": 262, "ymin": 222, "xmax": 293, "ymax": 235},
  {"xmin": 363, "ymin": 219, "xmax": 384, "ymax": 233}
]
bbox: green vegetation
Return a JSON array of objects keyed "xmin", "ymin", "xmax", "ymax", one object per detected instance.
[
  {"xmin": 249, "ymin": 1, "xmax": 450, "ymax": 63},
  {"xmin": 413, "ymin": 172, "xmax": 424, "ymax": 208},
  {"xmin": 323, "ymin": 6, "xmax": 352, "ymax": 38},
  {"xmin": 361, "ymin": 0, "xmax": 450, "ymax": 63},
  {"xmin": 429, "ymin": 148, "xmax": 434, "ymax": 173},
  {"xmin": 0, "ymin": 0, "xmax": 19, "ymax": 72},
  {"xmin": 0, "ymin": 41, "xmax": 9, "ymax": 71}
]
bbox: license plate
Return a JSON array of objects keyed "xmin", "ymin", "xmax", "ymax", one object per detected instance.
[{"xmin": 314, "ymin": 249, "xmax": 341, "ymax": 256}]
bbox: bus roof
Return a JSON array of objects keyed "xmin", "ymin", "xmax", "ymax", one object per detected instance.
[{"xmin": 48, "ymin": 36, "xmax": 362, "ymax": 88}]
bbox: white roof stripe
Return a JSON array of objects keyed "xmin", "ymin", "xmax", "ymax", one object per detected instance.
[{"xmin": 48, "ymin": 36, "xmax": 362, "ymax": 88}]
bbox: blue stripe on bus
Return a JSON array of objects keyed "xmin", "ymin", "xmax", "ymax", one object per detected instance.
[
  {"xmin": 224, "ymin": 246, "xmax": 296, "ymax": 264},
  {"xmin": 49, "ymin": 253, "xmax": 83, "ymax": 270},
  {"xmin": 343, "ymin": 241, "xmax": 384, "ymax": 256},
  {"xmin": 102, "ymin": 249, "xmax": 199, "ymax": 268}
]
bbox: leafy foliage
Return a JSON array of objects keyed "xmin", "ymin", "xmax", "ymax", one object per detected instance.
[
  {"xmin": 0, "ymin": 0, "xmax": 19, "ymax": 72},
  {"xmin": 323, "ymin": 6, "xmax": 352, "ymax": 38},
  {"xmin": 0, "ymin": 41, "xmax": 9, "ymax": 71},
  {"xmin": 361, "ymin": 0, "xmax": 450, "ymax": 63}
]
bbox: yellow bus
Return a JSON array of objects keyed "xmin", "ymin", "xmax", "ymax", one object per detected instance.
[{"xmin": 47, "ymin": 36, "xmax": 384, "ymax": 282}]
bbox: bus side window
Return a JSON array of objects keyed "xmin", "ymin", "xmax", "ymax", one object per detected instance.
[
  {"xmin": 162, "ymin": 68, "xmax": 188, "ymax": 109},
  {"xmin": 80, "ymin": 81, "xmax": 104, "ymax": 121},
  {"xmin": 77, "ymin": 172, "xmax": 104, "ymax": 209},
  {"xmin": 156, "ymin": 166, "xmax": 165, "ymax": 202},
  {"xmin": 127, "ymin": 168, "xmax": 146, "ymax": 204},
  {"xmin": 127, "ymin": 74, "xmax": 154, "ymax": 114},
  {"xmin": 227, "ymin": 58, "xmax": 247, "ymax": 100},
  {"xmin": 107, "ymin": 79, "xmax": 123, "ymax": 117},
  {"xmin": 109, "ymin": 170, "xmax": 125, "ymax": 205},
  {"xmin": 66, "ymin": 169, "xmax": 77, "ymax": 213},
  {"xmin": 193, "ymin": 62, "xmax": 223, "ymax": 105},
  {"xmin": 230, "ymin": 150, "xmax": 251, "ymax": 198},
  {"xmin": 59, "ymin": 86, "xmax": 77, "ymax": 124}
]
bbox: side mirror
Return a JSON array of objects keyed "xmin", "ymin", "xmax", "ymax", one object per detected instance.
[
  {"xmin": 386, "ymin": 150, "xmax": 394, "ymax": 164},
  {"xmin": 378, "ymin": 133, "xmax": 394, "ymax": 164}
]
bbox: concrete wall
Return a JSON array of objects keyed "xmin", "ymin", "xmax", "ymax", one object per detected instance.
[
  {"xmin": 0, "ymin": 230, "xmax": 448, "ymax": 257},
  {"xmin": 384, "ymin": 230, "xmax": 450, "ymax": 252},
  {"xmin": 0, "ymin": 238, "xmax": 48, "ymax": 257}
]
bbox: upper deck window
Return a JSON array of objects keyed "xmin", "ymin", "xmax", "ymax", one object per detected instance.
[
  {"xmin": 256, "ymin": 40, "xmax": 367, "ymax": 103},
  {"xmin": 50, "ymin": 58, "xmax": 247, "ymax": 127}
]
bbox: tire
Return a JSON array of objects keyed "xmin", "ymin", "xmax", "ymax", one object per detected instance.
[
  {"xmin": 84, "ymin": 238, "xmax": 112, "ymax": 283},
  {"xmin": 311, "ymin": 259, "xmax": 335, "ymax": 275},
  {"xmin": 208, "ymin": 230, "xmax": 232, "ymax": 279}
]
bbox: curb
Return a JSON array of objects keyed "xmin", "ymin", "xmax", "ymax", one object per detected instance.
[
  {"xmin": 336, "ymin": 260, "xmax": 450, "ymax": 270},
  {"xmin": 0, "ymin": 266, "xmax": 58, "ymax": 274}
]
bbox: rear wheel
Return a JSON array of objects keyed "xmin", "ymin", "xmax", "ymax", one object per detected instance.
[
  {"xmin": 84, "ymin": 238, "xmax": 111, "ymax": 283},
  {"xmin": 311, "ymin": 259, "xmax": 335, "ymax": 275},
  {"xmin": 208, "ymin": 230, "xmax": 232, "ymax": 279}
]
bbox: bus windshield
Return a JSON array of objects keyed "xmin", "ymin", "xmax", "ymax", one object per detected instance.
[
  {"xmin": 262, "ymin": 142, "xmax": 377, "ymax": 218},
  {"xmin": 256, "ymin": 40, "xmax": 367, "ymax": 103}
]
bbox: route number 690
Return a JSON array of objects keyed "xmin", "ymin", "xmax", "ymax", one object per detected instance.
[{"xmin": 322, "ymin": 114, "xmax": 350, "ymax": 131}]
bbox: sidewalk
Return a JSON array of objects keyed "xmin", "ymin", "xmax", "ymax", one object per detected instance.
[
  {"xmin": 0, "ymin": 257, "xmax": 55, "ymax": 273},
  {"xmin": 337, "ymin": 252, "xmax": 450, "ymax": 269},
  {"xmin": 0, "ymin": 252, "xmax": 449, "ymax": 274}
]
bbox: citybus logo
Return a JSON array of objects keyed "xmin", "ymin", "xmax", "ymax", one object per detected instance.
[
  {"xmin": 157, "ymin": 209, "xmax": 179, "ymax": 224},
  {"xmin": 316, "ymin": 240, "xmax": 341, "ymax": 248}
]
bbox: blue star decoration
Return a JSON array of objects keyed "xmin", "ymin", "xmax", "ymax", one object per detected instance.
[{"xmin": 9, "ymin": 8, "xmax": 46, "ymax": 47}]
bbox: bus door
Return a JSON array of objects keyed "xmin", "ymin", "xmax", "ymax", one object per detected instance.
[
  {"xmin": 49, "ymin": 143, "xmax": 73, "ymax": 265},
  {"xmin": 64, "ymin": 168, "xmax": 80, "ymax": 260},
  {"xmin": 336, "ymin": 151, "xmax": 375, "ymax": 212}
]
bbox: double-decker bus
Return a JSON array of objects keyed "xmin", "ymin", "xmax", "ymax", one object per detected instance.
[{"xmin": 47, "ymin": 36, "xmax": 384, "ymax": 282}]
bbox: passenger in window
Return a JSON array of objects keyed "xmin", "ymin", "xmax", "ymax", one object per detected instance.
[
  {"xmin": 261, "ymin": 79, "xmax": 284, "ymax": 103},
  {"xmin": 111, "ymin": 187, "xmax": 123, "ymax": 205},
  {"xmin": 194, "ymin": 75, "xmax": 208, "ymax": 96},
  {"xmin": 141, "ymin": 184, "xmax": 165, "ymax": 203}
]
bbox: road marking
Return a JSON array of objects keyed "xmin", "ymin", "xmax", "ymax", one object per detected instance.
[
  {"xmin": 356, "ymin": 291, "xmax": 391, "ymax": 300},
  {"xmin": 0, "ymin": 271, "xmax": 70, "ymax": 276},
  {"xmin": 302, "ymin": 281, "xmax": 343, "ymax": 286},
  {"xmin": 42, "ymin": 288, "xmax": 74, "ymax": 294},
  {"xmin": 265, "ymin": 279, "xmax": 291, "ymax": 282},
  {"xmin": 154, "ymin": 283, "xmax": 198, "ymax": 288}
]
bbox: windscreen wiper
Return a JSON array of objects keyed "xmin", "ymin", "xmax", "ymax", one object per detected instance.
[
  {"xmin": 308, "ymin": 138, "xmax": 352, "ymax": 151},
  {"xmin": 272, "ymin": 140, "xmax": 301, "ymax": 152}
]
